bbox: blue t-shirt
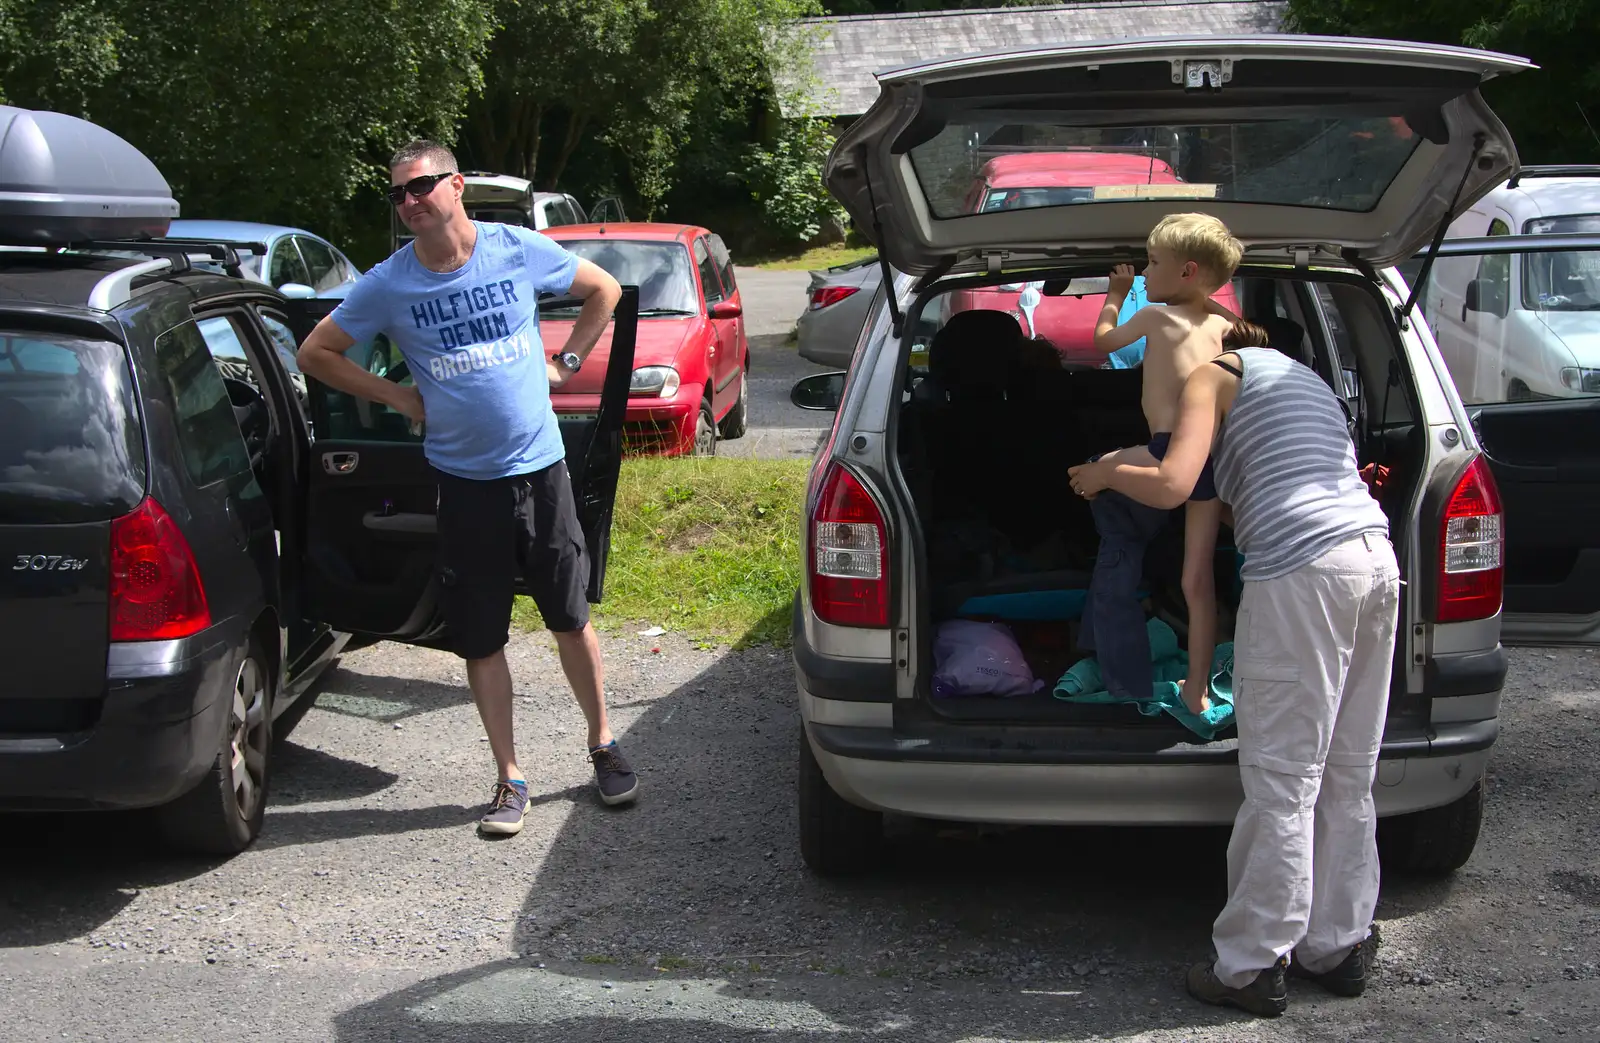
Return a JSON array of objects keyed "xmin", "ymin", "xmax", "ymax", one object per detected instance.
[
  {"xmin": 1107, "ymin": 276, "xmax": 1154, "ymax": 369},
  {"xmin": 330, "ymin": 222, "xmax": 579, "ymax": 480}
]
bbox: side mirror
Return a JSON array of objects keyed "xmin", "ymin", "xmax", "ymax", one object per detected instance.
[
  {"xmin": 709, "ymin": 300, "xmax": 742, "ymax": 320},
  {"xmin": 791, "ymin": 371, "xmax": 846, "ymax": 411},
  {"xmin": 278, "ymin": 282, "xmax": 316, "ymax": 300},
  {"xmin": 1464, "ymin": 278, "xmax": 1508, "ymax": 319}
]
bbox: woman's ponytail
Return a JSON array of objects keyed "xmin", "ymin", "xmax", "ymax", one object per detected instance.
[{"xmin": 1223, "ymin": 318, "xmax": 1270, "ymax": 350}]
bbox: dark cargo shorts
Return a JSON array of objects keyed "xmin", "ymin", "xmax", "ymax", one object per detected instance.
[{"xmin": 433, "ymin": 459, "xmax": 590, "ymax": 660}]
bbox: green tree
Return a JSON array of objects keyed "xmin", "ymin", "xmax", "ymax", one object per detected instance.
[
  {"xmin": 0, "ymin": 0, "xmax": 124, "ymax": 114},
  {"xmin": 1287, "ymin": 0, "xmax": 1600, "ymax": 164},
  {"xmin": 461, "ymin": 0, "xmax": 819, "ymax": 217},
  {"xmin": 821, "ymin": 0, "xmax": 1038, "ymax": 12},
  {"xmin": 0, "ymin": 0, "xmax": 496, "ymax": 264}
]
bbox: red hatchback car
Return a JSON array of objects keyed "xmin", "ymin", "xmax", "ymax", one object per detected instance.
[
  {"xmin": 542, "ymin": 223, "xmax": 749, "ymax": 455},
  {"xmin": 946, "ymin": 151, "xmax": 1239, "ymax": 363}
]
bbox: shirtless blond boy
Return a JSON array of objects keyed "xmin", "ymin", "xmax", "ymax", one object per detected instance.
[{"xmin": 1082, "ymin": 213, "xmax": 1242, "ymax": 716}]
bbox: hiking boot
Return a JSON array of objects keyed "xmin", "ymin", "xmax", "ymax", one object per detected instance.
[
  {"xmin": 1290, "ymin": 923, "xmax": 1381, "ymax": 997},
  {"xmin": 589, "ymin": 741, "xmax": 638, "ymax": 806},
  {"xmin": 478, "ymin": 781, "xmax": 528, "ymax": 836},
  {"xmin": 1186, "ymin": 957, "xmax": 1289, "ymax": 1018}
]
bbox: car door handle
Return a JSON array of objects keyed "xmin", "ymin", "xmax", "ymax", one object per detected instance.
[
  {"xmin": 322, "ymin": 451, "xmax": 359, "ymax": 475},
  {"xmin": 224, "ymin": 498, "xmax": 248, "ymax": 549},
  {"xmin": 362, "ymin": 511, "xmax": 437, "ymax": 536}
]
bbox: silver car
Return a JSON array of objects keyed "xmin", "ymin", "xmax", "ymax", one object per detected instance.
[
  {"xmin": 796, "ymin": 255, "xmax": 882, "ymax": 367},
  {"xmin": 786, "ymin": 35, "xmax": 1579, "ymax": 878}
]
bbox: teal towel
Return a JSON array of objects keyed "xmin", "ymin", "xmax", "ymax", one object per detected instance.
[{"xmin": 1053, "ymin": 618, "xmax": 1236, "ymax": 741}]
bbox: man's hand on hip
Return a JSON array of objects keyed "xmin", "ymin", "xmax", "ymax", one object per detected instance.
[
  {"xmin": 559, "ymin": 258, "xmax": 623, "ymax": 365},
  {"xmin": 392, "ymin": 385, "xmax": 425, "ymax": 424}
]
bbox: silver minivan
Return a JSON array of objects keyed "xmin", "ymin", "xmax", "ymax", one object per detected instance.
[{"xmin": 788, "ymin": 35, "xmax": 1590, "ymax": 877}]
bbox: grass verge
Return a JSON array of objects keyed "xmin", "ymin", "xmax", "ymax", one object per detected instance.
[
  {"xmin": 746, "ymin": 242, "xmax": 876, "ymax": 272},
  {"xmin": 513, "ymin": 456, "xmax": 809, "ymax": 648}
]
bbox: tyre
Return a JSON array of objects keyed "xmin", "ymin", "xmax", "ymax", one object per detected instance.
[
  {"xmin": 1507, "ymin": 379, "xmax": 1533, "ymax": 401},
  {"xmin": 797, "ymin": 729, "xmax": 883, "ymax": 875},
  {"xmin": 718, "ymin": 368, "xmax": 749, "ymax": 440},
  {"xmin": 157, "ymin": 639, "xmax": 273, "ymax": 856},
  {"xmin": 1378, "ymin": 776, "xmax": 1485, "ymax": 876},
  {"xmin": 692, "ymin": 397, "xmax": 717, "ymax": 456}
]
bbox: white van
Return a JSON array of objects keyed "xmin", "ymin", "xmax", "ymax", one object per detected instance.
[{"xmin": 1419, "ymin": 167, "xmax": 1600, "ymax": 403}]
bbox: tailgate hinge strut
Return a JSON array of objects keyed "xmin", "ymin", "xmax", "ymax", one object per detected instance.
[
  {"xmin": 864, "ymin": 171, "xmax": 905, "ymax": 336},
  {"xmin": 1398, "ymin": 131, "xmax": 1487, "ymax": 325}
]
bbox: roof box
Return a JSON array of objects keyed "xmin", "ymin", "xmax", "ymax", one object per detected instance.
[{"xmin": 0, "ymin": 105, "xmax": 178, "ymax": 245}]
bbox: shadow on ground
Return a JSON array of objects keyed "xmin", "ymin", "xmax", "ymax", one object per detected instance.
[
  {"xmin": 0, "ymin": 739, "xmax": 414, "ymax": 945},
  {"xmin": 321, "ymin": 620, "xmax": 1464, "ymax": 1041}
]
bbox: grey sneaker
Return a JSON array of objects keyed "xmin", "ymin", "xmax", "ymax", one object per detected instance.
[
  {"xmin": 1290, "ymin": 922, "xmax": 1381, "ymax": 997},
  {"xmin": 478, "ymin": 781, "xmax": 528, "ymax": 835},
  {"xmin": 589, "ymin": 742, "xmax": 638, "ymax": 806},
  {"xmin": 1186, "ymin": 957, "xmax": 1289, "ymax": 1018}
]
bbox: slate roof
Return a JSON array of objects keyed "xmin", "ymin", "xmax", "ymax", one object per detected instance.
[{"xmin": 774, "ymin": 0, "xmax": 1288, "ymax": 117}]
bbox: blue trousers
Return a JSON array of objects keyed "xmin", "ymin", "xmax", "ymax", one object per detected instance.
[{"xmin": 1078, "ymin": 490, "xmax": 1172, "ymax": 700}]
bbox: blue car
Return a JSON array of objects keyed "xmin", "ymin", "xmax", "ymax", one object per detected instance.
[{"xmin": 167, "ymin": 219, "xmax": 363, "ymax": 299}]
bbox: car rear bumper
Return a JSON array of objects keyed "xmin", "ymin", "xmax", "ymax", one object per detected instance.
[
  {"xmin": 803, "ymin": 711, "xmax": 1495, "ymax": 826},
  {"xmin": 796, "ymin": 306, "xmax": 862, "ymax": 369},
  {"xmin": 0, "ymin": 618, "xmax": 247, "ymax": 810}
]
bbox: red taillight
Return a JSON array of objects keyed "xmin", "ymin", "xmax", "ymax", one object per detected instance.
[
  {"xmin": 809, "ymin": 285, "xmax": 860, "ymax": 311},
  {"xmin": 809, "ymin": 463, "xmax": 888, "ymax": 628},
  {"xmin": 110, "ymin": 497, "xmax": 211, "ymax": 641},
  {"xmin": 1437, "ymin": 455, "xmax": 1504, "ymax": 623}
]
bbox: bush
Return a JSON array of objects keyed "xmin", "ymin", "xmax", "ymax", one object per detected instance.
[{"xmin": 740, "ymin": 116, "xmax": 845, "ymax": 246}]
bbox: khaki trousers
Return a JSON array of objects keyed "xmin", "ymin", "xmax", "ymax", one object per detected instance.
[{"xmin": 1212, "ymin": 531, "xmax": 1401, "ymax": 987}]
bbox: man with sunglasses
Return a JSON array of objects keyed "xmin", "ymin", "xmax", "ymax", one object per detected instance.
[{"xmin": 296, "ymin": 140, "xmax": 636, "ymax": 835}]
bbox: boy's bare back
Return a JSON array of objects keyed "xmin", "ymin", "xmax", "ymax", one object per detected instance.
[{"xmin": 1138, "ymin": 306, "xmax": 1234, "ymax": 434}]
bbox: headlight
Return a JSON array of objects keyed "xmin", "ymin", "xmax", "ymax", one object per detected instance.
[
  {"xmin": 1560, "ymin": 367, "xmax": 1600, "ymax": 394},
  {"xmin": 629, "ymin": 365, "xmax": 680, "ymax": 397}
]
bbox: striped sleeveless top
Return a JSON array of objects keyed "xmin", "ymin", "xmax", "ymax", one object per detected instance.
[{"xmin": 1212, "ymin": 348, "xmax": 1389, "ymax": 581}]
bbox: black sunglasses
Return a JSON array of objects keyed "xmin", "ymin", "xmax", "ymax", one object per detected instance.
[{"xmin": 386, "ymin": 172, "xmax": 455, "ymax": 206}]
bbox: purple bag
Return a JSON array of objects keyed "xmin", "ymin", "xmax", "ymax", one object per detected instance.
[{"xmin": 931, "ymin": 620, "xmax": 1043, "ymax": 698}]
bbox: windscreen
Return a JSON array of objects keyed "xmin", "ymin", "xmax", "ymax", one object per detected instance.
[
  {"xmin": 1523, "ymin": 214, "xmax": 1600, "ymax": 311},
  {"xmin": 545, "ymin": 240, "xmax": 698, "ymax": 315},
  {"xmin": 912, "ymin": 118, "xmax": 1423, "ymax": 219}
]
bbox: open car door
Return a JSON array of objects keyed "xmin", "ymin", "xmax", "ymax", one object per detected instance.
[
  {"xmin": 1409, "ymin": 231, "xmax": 1600, "ymax": 645},
  {"xmin": 279, "ymin": 289, "xmax": 638, "ymax": 645}
]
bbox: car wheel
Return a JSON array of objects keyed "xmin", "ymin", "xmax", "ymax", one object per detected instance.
[
  {"xmin": 718, "ymin": 368, "xmax": 749, "ymax": 440},
  {"xmin": 1507, "ymin": 379, "xmax": 1533, "ymax": 401},
  {"xmin": 798, "ymin": 730, "xmax": 883, "ymax": 875},
  {"xmin": 157, "ymin": 639, "xmax": 273, "ymax": 856},
  {"xmin": 1377, "ymin": 776, "xmax": 1485, "ymax": 876},
  {"xmin": 693, "ymin": 398, "xmax": 717, "ymax": 456}
]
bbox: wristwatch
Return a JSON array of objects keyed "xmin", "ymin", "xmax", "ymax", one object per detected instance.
[{"xmin": 555, "ymin": 351, "xmax": 582, "ymax": 373}]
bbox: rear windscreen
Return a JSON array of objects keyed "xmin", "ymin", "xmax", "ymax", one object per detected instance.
[
  {"xmin": 0, "ymin": 331, "xmax": 146, "ymax": 522},
  {"xmin": 913, "ymin": 118, "xmax": 1422, "ymax": 219}
]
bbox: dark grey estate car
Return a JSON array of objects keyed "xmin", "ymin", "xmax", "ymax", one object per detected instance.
[{"xmin": 0, "ymin": 106, "xmax": 639, "ymax": 853}]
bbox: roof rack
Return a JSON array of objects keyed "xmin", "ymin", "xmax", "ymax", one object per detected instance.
[
  {"xmin": 87, "ymin": 258, "xmax": 172, "ymax": 311},
  {"xmin": 76, "ymin": 237, "xmax": 267, "ymax": 275},
  {"xmin": 76, "ymin": 237, "xmax": 269, "ymax": 311},
  {"xmin": 1507, "ymin": 164, "xmax": 1600, "ymax": 188}
]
